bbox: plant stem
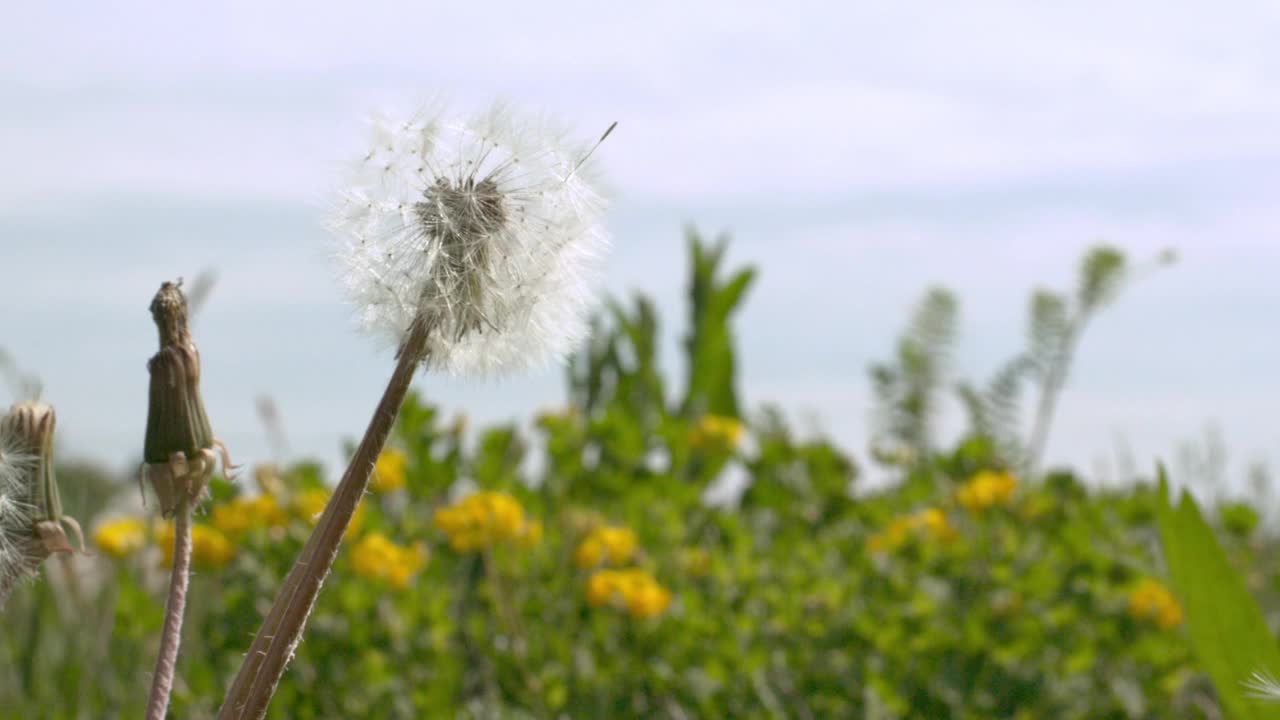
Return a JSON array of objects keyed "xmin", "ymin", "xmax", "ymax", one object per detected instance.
[
  {"xmin": 217, "ymin": 318, "xmax": 429, "ymax": 720},
  {"xmin": 1025, "ymin": 316, "xmax": 1083, "ymax": 476},
  {"xmin": 146, "ymin": 498, "xmax": 193, "ymax": 720}
]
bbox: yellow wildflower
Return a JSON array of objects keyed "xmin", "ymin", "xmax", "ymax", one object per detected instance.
[
  {"xmin": 916, "ymin": 508, "xmax": 957, "ymax": 542},
  {"xmin": 212, "ymin": 494, "xmax": 288, "ymax": 537},
  {"xmin": 585, "ymin": 570, "xmax": 616, "ymax": 607},
  {"xmin": 1128, "ymin": 578, "xmax": 1183, "ymax": 630},
  {"xmin": 154, "ymin": 521, "xmax": 236, "ymax": 569},
  {"xmin": 866, "ymin": 507, "xmax": 957, "ymax": 554},
  {"xmin": 93, "ymin": 517, "xmax": 147, "ymax": 559},
  {"xmin": 585, "ymin": 568, "xmax": 672, "ymax": 618},
  {"xmin": 248, "ymin": 495, "xmax": 288, "ymax": 528},
  {"xmin": 956, "ymin": 470, "xmax": 1017, "ymax": 512},
  {"xmin": 212, "ymin": 502, "xmax": 252, "ymax": 536},
  {"xmin": 626, "ymin": 581, "xmax": 673, "ymax": 619},
  {"xmin": 191, "ymin": 525, "xmax": 236, "ymax": 569},
  {"xmin": 866, "ymin": 516, "xmax": 914, "ymax": 554},
  {"xmin": 371, "ymin": 449, "xmax": 408, "ymax": 493},
  {"xmin": 351, "ymin": 532, "xmax": 428, "ymax": 590},
  {"xmin": 688, "ymin": 414, "xmax": 745, "ymax": 451},
  {"xmin": 433, "ymin": 491, "xmax": 533, "ymax": 552},
  {"xmin": 574, "ymin": 526, "xmax": 638, "ymax": 569},
  {"xmin": 292, "ymin": 488, "xmax": 365, "ymax": 539}
]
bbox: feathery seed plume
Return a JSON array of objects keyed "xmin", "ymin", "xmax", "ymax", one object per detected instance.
[
  {"xmin": 1243, "ymin": 669, "xmax": 1280, "ymax": 702},
  {"xmin": 328, "ymin": 102, "xmax": 612, "ymax": 376},
  {"xmin": 0, "ymin": 401, "xmax": 81, "ymax": 605}
]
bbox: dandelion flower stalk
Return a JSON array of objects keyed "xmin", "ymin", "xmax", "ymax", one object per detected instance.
[
  {"xmin": 219, "ymin": 318, "xmax": 430, "ymax": 720},
  {"xmin": 219, "ymin": 102, "xmax": 611, "ymax": 720},
  {"xmin": 143, "ymin": 281, "xmax": 229, "ymax": 720}
]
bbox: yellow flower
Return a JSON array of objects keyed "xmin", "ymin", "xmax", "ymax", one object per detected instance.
[
  {"xmin": 626, "ymin": 581, "xmax": 673, "ymax": 619},
  {"xmin": 154, "ymin": 521, "xmax": 236, "ymax": 569},
  {"xmin": 866, "ymin": 508, "xmax": 956, "ymax": 554},
  {"xmin": 212, "ymin": 502, "xmax": 251, "ymax": 536},
  {"xmin": 351, "ymin": 532, "xmax": 428, "ymax": 590},
  {"xmin": 213, "ymin": 495, "xmax": 289, "ymax": 537},
  {"xmin": 1128, "ymin": 578, "xmax": 1183, "ymax": 629},
  {"xmin": 915, "ymin": 508, "xmax": 957, "ymax": 542},
  {"xmin": 584, "ymin": 568, "xmax": 672, "ymax": 618},
  {"xmin": 248, "ymin": 495, "xmax": 288, "ymax": 528},
  {"xmin": 956, "ymin": 470, "xmax": 1017, "ymax": 512},
  {"xmin": 688, "ymin": 414, "xmax": 745, "ymax": 451},
  {"xmin": 433, "ymin": 491, "xmax": 533, "ymax": 552},
  {"xmin": 191, "ymin": 525, "xmax": 236, "ymax": 569},
  {"xmin": 371, "ymin": 449, "xmax": 407, "ymax": 493},
  {"xmin": 585, "ymin": 569, "xmax": 617, "ymax": 607},
  {"xmin": 292, "ymin": 488, "xmax": 365, "ymax": 539},
  {"xmin": 574, "ymin": 526, "xmax": 638, "ymax": 569},
  {"xmin": 866, "ymin": 516, "xmax": 913, "ymax": 554},
  {"xmin": 93, "ymin": 517, "xmax": 147, "ymax": 559}
]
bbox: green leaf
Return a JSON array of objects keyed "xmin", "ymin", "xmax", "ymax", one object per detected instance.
[
  {"xmin": 1077, "ymin": 245, "xmax": 1126, "ymax": 311},
  {"xmin": 1156, "ymin": 466, "xmax": 1280, "ymax": 720}
]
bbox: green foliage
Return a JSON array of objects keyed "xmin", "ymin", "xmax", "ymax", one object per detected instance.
[
  {"xmin": 681, "ymin": 228, "xmax": 755, "ymax": 419},
  {"xmin": 1078, "ymin": 245, "xmax": 1128, "ymax": 313},
  {"xmin": 0, "ymin": 234, "xmax": 1250, "ymax": 719},
  {"xmin": 870, "ymin": 287, "xmax": 958, "ymax": 462},
  {"xmin": 881, "ymin": 244, "xmax": 1168, "ymax": 472},
  {"xmin": 1156, "ymin": 469, "xmax": 1280, "ymax": 720}
]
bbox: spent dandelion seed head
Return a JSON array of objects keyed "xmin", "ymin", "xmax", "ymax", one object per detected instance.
[
  {"xmin": 328, "ymin": 102, "xmax": 613, "ymax": 377},
  {"xmin": 0, "ymin": 417, "xmax": 37, "ymax": 570},
  {"xmin": 0, "ymin": 401, "xmax": 83, "ymax": 604}
]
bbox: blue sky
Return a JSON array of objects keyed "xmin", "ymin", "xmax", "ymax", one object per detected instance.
[{"xmin": 2, "ymin": 2, "xmax": 1279, "ymax": 492}]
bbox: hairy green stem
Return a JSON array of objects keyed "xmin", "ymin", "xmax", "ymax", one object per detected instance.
[{"xmin": 145, "ymin": 499, "xmax": 193, "ymax": 720}]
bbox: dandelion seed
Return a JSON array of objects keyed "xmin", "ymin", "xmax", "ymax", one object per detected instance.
[
  {"xmin": 1243, "ymin": 669, "xmax": 1280, "ymax": 701},
  {"xmin": 328, "ymin": 102, "xmax": 612, "ymax": 376},
  {"xmin": 0, "ymin": 420, "xmax": 37, "ymax": 571}
]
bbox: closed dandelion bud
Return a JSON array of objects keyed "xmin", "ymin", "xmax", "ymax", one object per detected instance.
[
  {"xmin": 0, "ymin": 401, "xmax": 83, "ymax": 604},
  {"xmin": 142, "ymin": 281, "xmax": 230, "ymax": 516}
]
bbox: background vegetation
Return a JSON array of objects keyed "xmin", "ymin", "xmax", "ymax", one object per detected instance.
[{"xmin": 1, "ymin": 234, "xmax": 1274, "ymax": 719}]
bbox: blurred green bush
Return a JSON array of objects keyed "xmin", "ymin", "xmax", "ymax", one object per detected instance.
[{"xmin": 0, "ymin": 233, "xmax": 1263, "ymax": 719}]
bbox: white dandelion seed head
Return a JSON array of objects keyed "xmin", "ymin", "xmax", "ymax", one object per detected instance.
[
  {"xmin": 0, "ymin": 409, "xmax": 39, "ymax": 588},
  {"xmin": 1243, "ymin": 669, "xmax": 1280, "ymax": 702},
  {"xmin": 327, "ymin": 101, "xmax": 612, "ymax": 377}
]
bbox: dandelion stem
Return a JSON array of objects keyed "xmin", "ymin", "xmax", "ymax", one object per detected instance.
[
  {"xmin": 146, "ymin": 498, "xmax": 192, "ymax": 720},
  {"xmin": 217, "ymin": 318, "xmax": 430, "ymax": 720}
]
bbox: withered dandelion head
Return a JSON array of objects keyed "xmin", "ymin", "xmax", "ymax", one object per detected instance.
[{"xmin": 0, "ymin": 402, "xmax": 82, "ymax": 603}]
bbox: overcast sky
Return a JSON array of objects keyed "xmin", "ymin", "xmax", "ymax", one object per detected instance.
[{"xmin": 3, "ymin": 2, "xmax": 1279, "ymax": 494}]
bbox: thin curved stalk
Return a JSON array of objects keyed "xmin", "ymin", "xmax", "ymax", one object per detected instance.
[
  {"xmin": 217, "ymin": 318, "xmax": 429, "ymax": 720},
  {"xmin": 146, "ymin": 499, "xmax": 193, "ymax": 720}
]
